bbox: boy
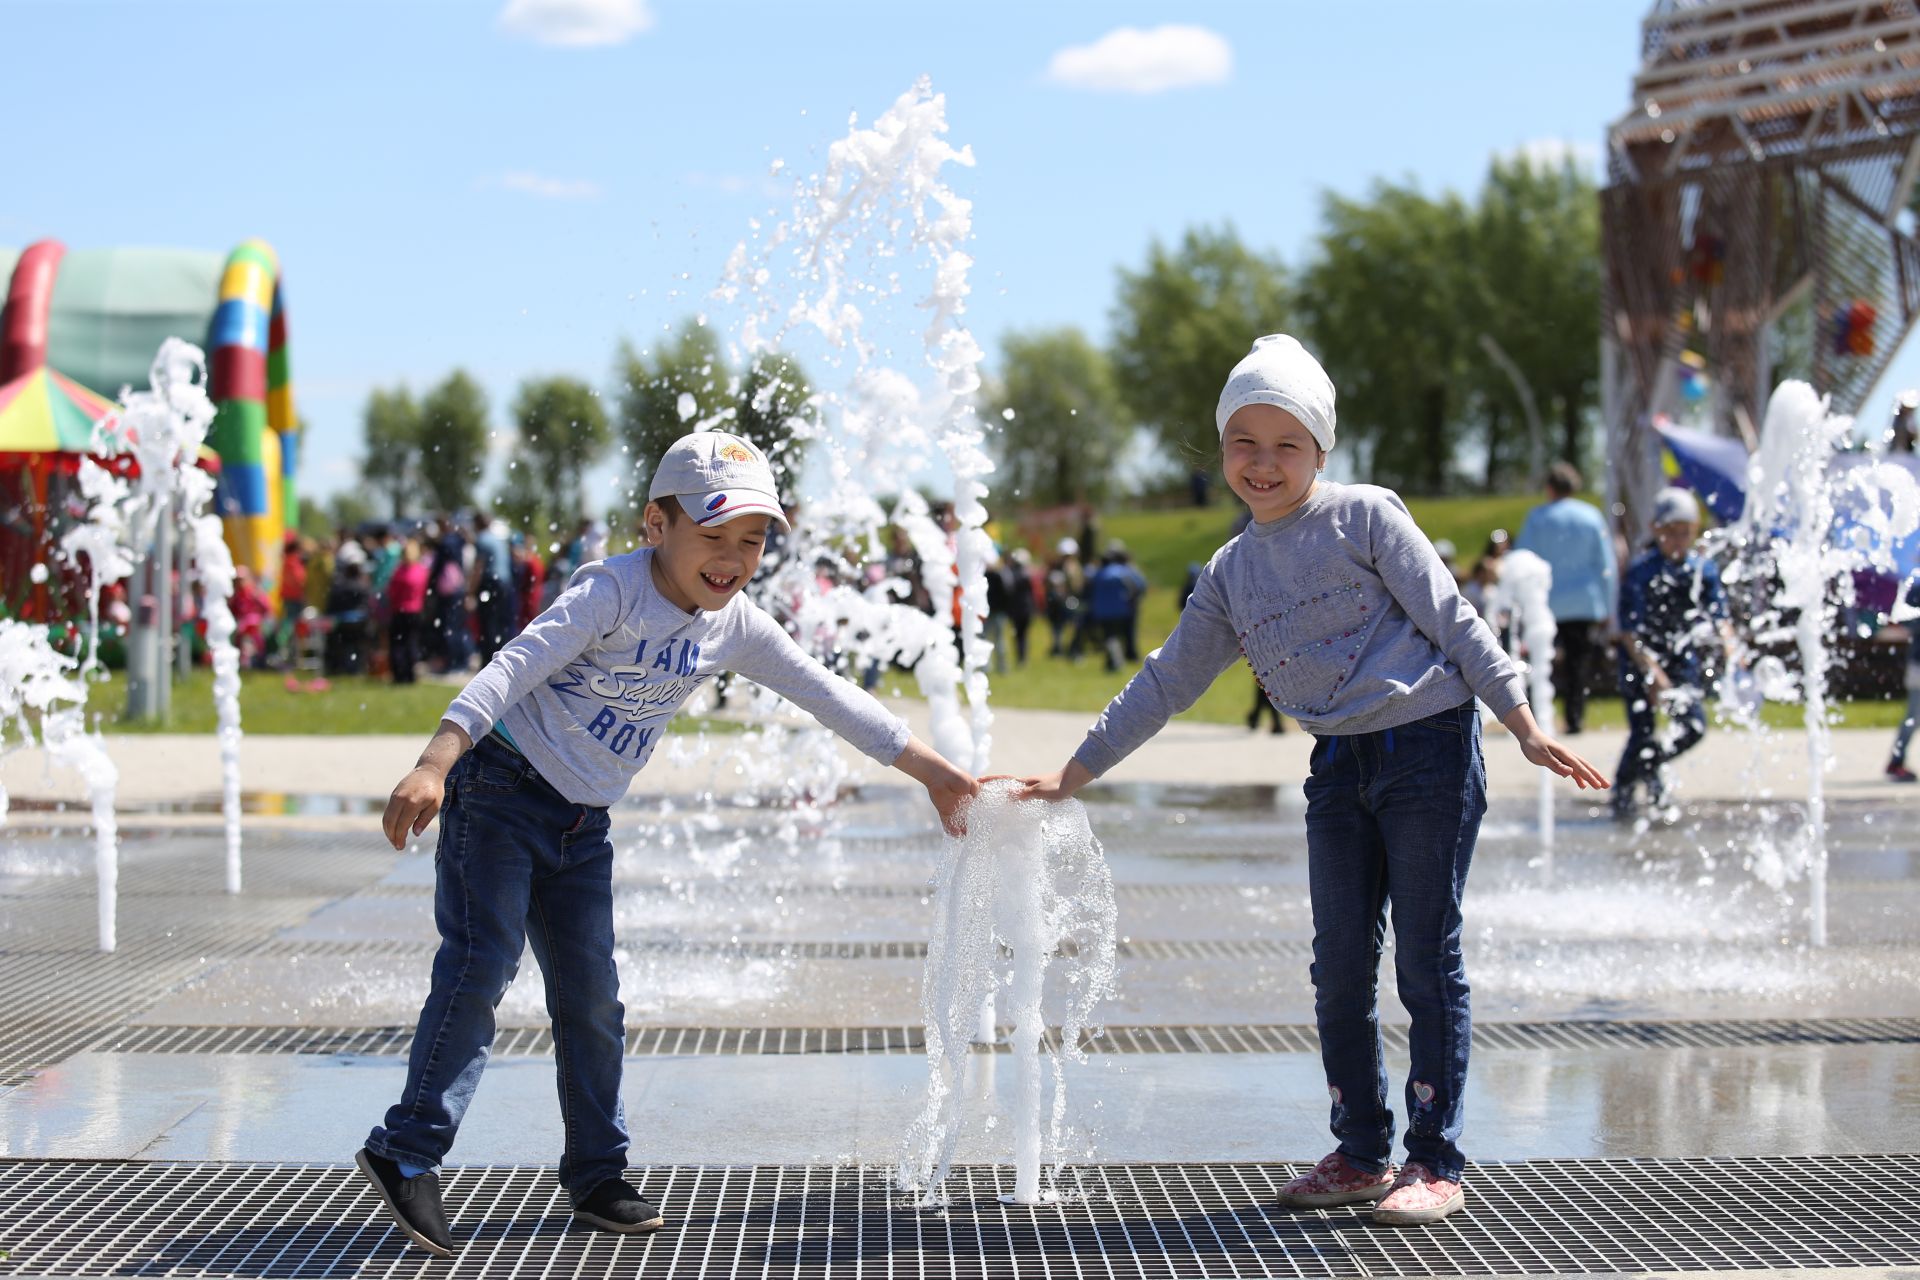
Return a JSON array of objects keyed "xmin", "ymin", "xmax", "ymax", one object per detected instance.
[
  {"xmin": 1612, "ymin": 486, "xmax": 1738, "ymax": 816},
  {"xmin": 355, "ymin": 432, "xmax": 977, "ymax": 1256}
]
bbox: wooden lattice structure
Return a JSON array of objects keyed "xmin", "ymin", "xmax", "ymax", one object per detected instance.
[{"xmin": 1602, "ymin": 0, "xmax": 1920, "ymax": 532}]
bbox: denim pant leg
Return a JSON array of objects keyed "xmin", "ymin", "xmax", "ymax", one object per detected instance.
[
  {"xmin": 1664, "ymin": 681, "xmax": 1707, "ymax": 764},
  {"xmin": 1375, "ymin": 707, "xmax": 1485, "ymax": 1181},
  {"xmin": 1303, "ymin": 734, "xmax": 1395, "ymax": 1173},
  {"xmin": 1615, "ymin": 660, "xmax": 1660, "ymax": 793},
  {"xmin": 1894, "ymin": 687, "xmax": 1920, "ymax": 764},
  {"xmin": 367, "ymin": 751, "xmax": 535, "ymax": 1170},
  {"xmin": 525, "ymin": 807, "xmax": 630, "ymax": 1200}
]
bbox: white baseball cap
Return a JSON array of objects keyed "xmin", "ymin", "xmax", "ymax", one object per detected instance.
[
  {"xmin": 648, "ymin": 431, "xmax": 790, "ymax": 531},
  {"xmin": 1650, "ymin": 486, "xmax": 1700, "ymax": 527}
]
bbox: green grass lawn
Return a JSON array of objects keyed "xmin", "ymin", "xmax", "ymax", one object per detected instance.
[
  {"xmin": 83, "ymin": 669, "xmax": 742, "ymax": 737},
  {"xmin": 991, "ymin": 497, "xmax": 1910, "ymax": 732},
  {"xmin": 76, "ymin": 496, "xmax": 1910, "ymax": 735}
]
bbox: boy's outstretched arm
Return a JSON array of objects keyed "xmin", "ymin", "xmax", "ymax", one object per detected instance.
[
  {"xmin": 893, "ymin": 736, "xmax": 980, "ymax": 836},
  {"xmin": 382, "ymin": 719, "xmax": 472, "ymax": 850},
  {"xmin": 1500, "ymin": 703, "xmax": 1610, "ymax": 790}
]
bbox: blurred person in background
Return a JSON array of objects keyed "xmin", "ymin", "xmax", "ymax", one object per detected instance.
[{"xmin": 1516, "ymin": 462, "xmax": 1617, "ymax": 735}]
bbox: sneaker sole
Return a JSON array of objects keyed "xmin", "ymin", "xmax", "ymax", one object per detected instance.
[
  {"xmin": 573, "ymin": 1208, "xmax": 666, "ymax": 1234},
  {"xmin": 354, "ymin": 1149, "xmax": 456, "ymax": 1258},
  {"xmin": 1372, "ymin": 1185, "xmax": 1466, "ymax": 1227},
  {"xmin": 1275, "ymin": 1182, "xmax": 1393, "ymax": 1209}
]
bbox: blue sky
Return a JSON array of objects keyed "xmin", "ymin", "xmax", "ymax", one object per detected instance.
[{"xmin": 10, "ymin": 0, "xmax": 1912, "ymax": 505}]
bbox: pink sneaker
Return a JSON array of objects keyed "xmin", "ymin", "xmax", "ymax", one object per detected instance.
[
  {"xmin": 1371, "ymin": 1162, "xmax": 1464, "ymax": 1226},
  {"xmin": 1275, "ymin": 1152, "xmax": 1395, "ymax": 1209}
]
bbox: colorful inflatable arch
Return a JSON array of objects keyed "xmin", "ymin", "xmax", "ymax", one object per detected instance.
[
  {"xmin": 206, "ymin": 240, "xmax": 299, "ymax": 594},
  {"xmin": 0, "ymin": 238, "xmax": 297, "ymax": 605}
]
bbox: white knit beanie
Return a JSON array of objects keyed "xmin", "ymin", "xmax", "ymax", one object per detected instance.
[{"xmin": 1215, "ymin": 334, "xmax": 1337, "ymax": 451}]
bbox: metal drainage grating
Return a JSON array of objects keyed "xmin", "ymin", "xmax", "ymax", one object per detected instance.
[
  {"xmin": 82, "ymin": 1017, "xmax": 1920, "ymax": 1060},
  {"xmin": 3, "ymin": 1156, "xmax": 1918, "ymax": 1277},
  {"xmin": 248, "ymin": 938, "xmax": 1319, "ymax": 962}
]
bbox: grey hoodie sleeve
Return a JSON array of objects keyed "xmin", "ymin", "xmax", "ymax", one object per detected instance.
[
  {"xmin": 442, "ymin": 563, "xmax": 626, "ymax": 743},
  {"xmin": 1072, "ymin": 561, "xmax": 1243, "ymax": 778},
  {"xmin": 1370, "ymin": 494, "xmax": 1527, "ymax": 719},
  {"xmin": 725, "ymin": 602, "xmax": 912, "ymax": 766}
]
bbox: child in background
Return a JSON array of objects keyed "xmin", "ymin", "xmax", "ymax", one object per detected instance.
[
  {"xmin": 1888, "ymin": 572, "xmax": 1920, "ymax": 783},
  {"xmin": 355, "ymin": 432, "xmax": 977, "ymax": 1258},
  {"xmin": 1612, "ymin": 486, "xmax": 1739, "ymax": 815},
  {"xmin": 1005, "ymin": 336, "xmax": 1607, "ymax": 1226}
]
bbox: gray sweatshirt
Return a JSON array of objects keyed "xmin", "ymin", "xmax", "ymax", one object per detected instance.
[
  {"xmin": 1075, "ymin": 482, "xmax": 1526, "ymax": 777},
  {"xmin": 443, "ymin": 548, "xmax": 911, "ymax": 806}
]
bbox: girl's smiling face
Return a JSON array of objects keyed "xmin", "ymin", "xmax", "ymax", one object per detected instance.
[{"xmin": 1222, "ymin": 404, "xmax": 1325, "ymax": 522}]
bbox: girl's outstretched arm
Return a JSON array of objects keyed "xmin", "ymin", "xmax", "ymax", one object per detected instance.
[
  {"xmin": 990, "ymin": 758, "xmax": 1095, "ymax": 803},
  {"xmin": 1501, "ymin": 703, "xmax": 1610, "ymax": 790}
]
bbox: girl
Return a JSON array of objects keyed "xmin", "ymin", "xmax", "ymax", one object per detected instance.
[{"xmin": 1007, "ymin": 335, "xmax": 1607, "ymax": 1226}]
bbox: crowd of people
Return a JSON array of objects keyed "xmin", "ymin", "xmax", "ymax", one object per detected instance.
[{"xmin": 215, "ymin": 513, "xmax": 611, "ymax": 684}]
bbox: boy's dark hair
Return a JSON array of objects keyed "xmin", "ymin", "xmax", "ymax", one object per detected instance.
[
  {"xmin": 1546, "ymin": 461, "xmax": 1582, "ymax": 498},
  {"xmin": 654, "ymin": 495, "xmax": 686, "ymax": 523}
]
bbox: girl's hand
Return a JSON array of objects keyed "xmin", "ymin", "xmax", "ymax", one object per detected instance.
[
  {"xmin": 1499, "ymin": 704, "xmax": 1609, "ymax": 790},
  {"xmin": 1516, "ymin": 730, "xmax": 1611, "ymax": 791},
  {"xmin": 984, "ymin": 758, "xmax": 1094, "ymax": 802}
]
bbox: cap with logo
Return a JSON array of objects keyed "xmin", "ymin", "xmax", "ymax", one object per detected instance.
[{"xmin": 648, "ymin": 432, "xmax": 790, "ymax": 531}]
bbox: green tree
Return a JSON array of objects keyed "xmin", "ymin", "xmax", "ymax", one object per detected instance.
[
  {"xmin": 612, "ymin": 322, "xmax": 813, "ymax": 511},
  {"xmin": 416, "ymin": 370, "xmax": 491, "ymax": 512},
  {"xmin": 359, "ymin": 385, "xmax": 420, "ymax": 519},
  {"xmin": 1469, "ymin": 156, "xmax": 1602, "ymax": 482},
  {"xmin": 1110, "ymin": 225, "xmax": 1291, "ymax": 464},
  {"xmin": 1299, "ymin": 182, "xmax": 1479, "ymax": 492},
  {"xmin": 735, "ymin": 351, "xmax": 815, "ymax": 501},
  {"xmin": 612, "ymin": 324, "xmax": 730, "ymax": 512},
  {"xmin": 497, "ymin": 376, "xmax": 611, "ymax": 539},
  {"xmin": 986, "ymin": 328, "xmax": 1131, "ymax": 508},
  {"xmin": 326, "ymin": 490, "xmax": 377, "ymax": 536}
]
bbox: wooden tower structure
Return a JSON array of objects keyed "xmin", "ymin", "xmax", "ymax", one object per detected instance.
[{"xmin": 1601, "ymin": 0, "xmax": 1920, "ymax": 531}]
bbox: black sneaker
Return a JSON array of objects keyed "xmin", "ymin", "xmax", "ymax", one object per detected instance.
[
  {"xmin": 355, "ymin": 1148, "xmax": 455, "ymax": 1257},
  {"xmin": 573, "ymin": 1178, "xmax": 665, "ymax": 1234}
]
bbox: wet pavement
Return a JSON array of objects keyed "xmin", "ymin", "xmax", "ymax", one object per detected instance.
[{"xmin": 3, "ymin": 782, "xmax": 1919, "ymax": 1275}]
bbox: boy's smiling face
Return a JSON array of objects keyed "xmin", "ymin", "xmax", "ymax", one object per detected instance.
[
  {"xmin": 644, "ymin": 498, "xmax": 770, "ymax": 613},
  {"xmin": 1222, "ymin": 403, "xmax": 1324, "ymax": 522}
]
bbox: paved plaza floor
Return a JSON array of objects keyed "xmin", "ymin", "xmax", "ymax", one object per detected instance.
[{"xmin": 3, "ymin": 711, "xmax": 1919, "ymax": 1276}]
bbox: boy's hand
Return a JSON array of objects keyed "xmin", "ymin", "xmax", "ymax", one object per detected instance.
[
  {"xmin": 890, "ymin": 735, "xmax": 980, "ymax": 837},
  {"xmin": 382, "ymin": 719, "xmax": 471, "ymax": 850},
  {"xmin": 383, "ymin": 766, "xmax": 447, "ymax": 850},
  {"xmin": 925, "ymin": 775, "xmax": 976, "ymax": 838},
  {"xmin": 986, "ymin": 758, "xmax": 1095, "ymax": 803}
]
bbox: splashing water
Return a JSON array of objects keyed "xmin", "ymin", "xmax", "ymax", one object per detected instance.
[
  {"xmin": 0, "ymin": 621, "xmax": 119, "ymax": 949},
  {"xmin": 713, "ymin": 77, "xmax": 993, "ymax": 776},
  {"xmin": 110, "ymin": 340, "xmax": 245, "ymax": 890},
  {"xmin": 896, "ymin": 781, "xmax": 1117, "ymax": 1205},
  {"xmin": 1721, "ymin": 381, "xmax": 1920, "ymax": 944},
  {"xmin": 1488, "ymin": 549, "xmax": 1557, "ymax": 862}
]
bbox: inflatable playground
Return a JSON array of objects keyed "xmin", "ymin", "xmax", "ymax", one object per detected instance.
[{"xmin": 0, "ymin": 238, "xmax": 297, "ymax": 625}]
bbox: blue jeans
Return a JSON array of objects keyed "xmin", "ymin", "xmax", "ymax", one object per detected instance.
[
  {"xmin": 1303, "ymin": 700, "xmax": 1485, "ymax": 1181},
  {"xmin": 1615, "ymin": 658, "xmax": 1707, "ymax": 797},
  {"xmin": 366, "ymin": 735, "xmax": 628, "ymax": 1200}
]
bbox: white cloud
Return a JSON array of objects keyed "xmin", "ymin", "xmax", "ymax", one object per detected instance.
[
  {"xmin": 1500, "ymin": 139, "xmax": 1602, "ymax": 173},
  {"xmin": 488, "ymin": 170, "xmax": 603, "ymax": 200},
  {"xmin": 498, "ymin": 0, "xmax": 653, "ymax": 47},
  {"xmin": 1045, "ymin": 25, "xmax": 1232, "ymax": 94}
]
